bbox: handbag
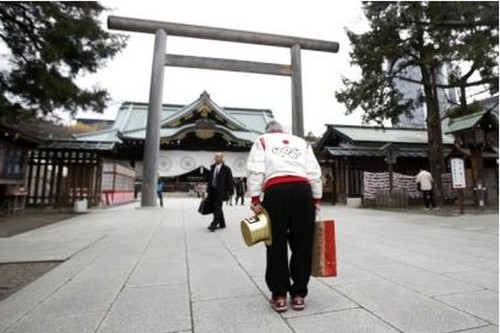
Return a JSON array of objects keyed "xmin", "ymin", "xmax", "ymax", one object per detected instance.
[
  {"xmin": 311, "ymin": 218, "xmax": 337, "ymax": 277},
  {"xmin": 198, "ymin": 195, "xmax": 214, "ymax": 215}
]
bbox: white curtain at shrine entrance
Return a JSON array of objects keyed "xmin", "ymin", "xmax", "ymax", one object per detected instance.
[{"xmin": 135, "ymin": 150, "xmax": 249, "ymax": 178}]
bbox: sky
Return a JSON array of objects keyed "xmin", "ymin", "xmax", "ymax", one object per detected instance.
[{"xmin": 75, "ymin": 0, "xmax": 370, "ymax": 136}]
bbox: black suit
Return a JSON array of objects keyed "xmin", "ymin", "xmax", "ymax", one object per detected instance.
[
  {"xmin": 234, "ymin": 178, "xmax": 245, "ymax": 205},
  {"xmin": 206, "ymin": 163, "xmax": 234, "ymax": 229}
]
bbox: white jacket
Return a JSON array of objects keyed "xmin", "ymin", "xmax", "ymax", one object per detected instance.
[
  {"xmin": 416, "ymin": 170, "xmax": 433, "ymax": 191},
  {"xmin": 246, "ymin": 132, "xmax": 322, "ymax": 199}
]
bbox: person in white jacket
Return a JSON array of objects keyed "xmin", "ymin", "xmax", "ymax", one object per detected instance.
[
  {"xmin": 247, "ymin": 121, "xmax": 322, "ymax": 313},
  {"xmin": 416, "ymin": 168, "xmax": 436, "ymax": 210}
]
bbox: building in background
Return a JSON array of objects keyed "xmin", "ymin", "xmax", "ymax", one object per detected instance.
[
  {"xmin": 74, "ymin": 91, "xmax": 274, "ymax": 195},
  {"xmin": 446, "ymin": 103, "xmax": 498, "ymax": 206},
  {"xmin": 315, "ymin": 124, "xmax": 456, "ymax": 205},
  {"xmin": 0, "ymin": 124, "xmax": 40, "ymax": 215},
  {"xmin": 392, "ymin": 63, "xmax": 459, "ymax": 130}
]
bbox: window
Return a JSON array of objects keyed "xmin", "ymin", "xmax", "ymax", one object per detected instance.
[{"xmin": 0, "ymin": 148, "xmax": 24, "ymax": 179}]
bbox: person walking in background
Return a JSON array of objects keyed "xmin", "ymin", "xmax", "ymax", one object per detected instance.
[
  {"xmin": 247, "ymin": 121, "xmax": 322, "ymax": 313},
  {"xmin": 206, "ymin": 152, "xmax": 234, "ymax": 232},
  {"xmin": 157, "ymin": 178, "xmax": 165, "ymax": 207},
  {"xmin": 234, "ymin": 177, "xmax": 246, "ymax": 205},
  {"xmin": 225, "ymin": 190, "xmax": 234, "ymax": 206},
  {"xmin": 416, "ymin": 168, "xmax": 436, "ymax": 210}
]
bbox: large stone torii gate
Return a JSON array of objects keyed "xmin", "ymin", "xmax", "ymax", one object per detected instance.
[{"xmin": 108, "ymin": 16, "xmax": 339, "ymax": 207}]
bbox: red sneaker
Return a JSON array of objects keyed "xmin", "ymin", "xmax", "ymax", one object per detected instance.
[
  {"xmin": 291, "ymin": 295, "xmax": 305, "ymax": 311},
  {"xmin": 270, "ymin": 296, "xmax": 287, "ymax": 313}
]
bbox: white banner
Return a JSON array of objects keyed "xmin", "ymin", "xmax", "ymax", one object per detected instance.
[
  {"xmin": 363, "ymin": 172, "xmax": 457, "ymax": 199},
  {"xmin": 450, "ymin": 158, "xmax": 466, "ymax": 189},
  {"xmin": 136, "ymin": 150, "xmax": 249, "ymax": 178}
]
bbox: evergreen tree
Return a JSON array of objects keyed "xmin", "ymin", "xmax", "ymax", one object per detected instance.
[
  {"xmin": 335, "ymin": 1, "xmax": 498, "ymax": 203},
  {"xmin": 0, "ymin": 2, "xmax": 127, "ymax": 123},
  {"xmin": 436, "ymin": 2, "xmax": 498, "ymax": 110}
]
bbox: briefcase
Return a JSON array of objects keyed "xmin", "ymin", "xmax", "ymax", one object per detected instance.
[
  {"xmin": 311, "ymin": 219, "xmax": 337, "ymax": 277},
  {"xmin": 198, "ymin": 195, "xmax": 214, "ymax": 215}
]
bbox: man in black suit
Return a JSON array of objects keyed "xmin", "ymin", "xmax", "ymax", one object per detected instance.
[{"xmin": 207, "ymin": 152, "xmax": 234, "ymax": 232}]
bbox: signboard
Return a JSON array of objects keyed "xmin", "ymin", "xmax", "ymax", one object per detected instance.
[{"xmin": 450, "ymin": 158, "xmax": 466, "ymax": 189}]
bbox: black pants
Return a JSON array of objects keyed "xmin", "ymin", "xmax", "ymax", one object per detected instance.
[
  {"xmin": 212, "ymin": 197, "xmax": 225, "ymax": 228},
  {"xmin": 422, "ymin": 190, "xmax": 435, "ymax": 208},
  {"xmin": 235, "ymin": 193, "xmax": 244, "ymax": 205},
  {"xmin": 157, "ymin": 191, "xmax": 163, "ymax": 207},
  {"xmin": 262, "ymin": 182, "xmax": 315, "ymax": 298}
]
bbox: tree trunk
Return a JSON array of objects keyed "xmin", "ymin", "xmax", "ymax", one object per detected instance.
[
  {"xmin": 470, "ymin": 147, "xmax": 484, "ymax": 185},
  {"xmin": 459, "ymin": 85, "xmax": 467, "ymax": 108},
  {"xmin": 421, "ymin": 67, "xmax": 445, "ymax": 206}
]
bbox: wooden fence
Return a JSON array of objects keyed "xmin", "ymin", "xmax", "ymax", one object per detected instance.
[{"xmin": 26, "ymin": 150, "xmax": 102, "ymax": 207}]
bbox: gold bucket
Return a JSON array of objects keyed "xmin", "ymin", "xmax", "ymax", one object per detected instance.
[{"xmin": 240, "ymin": 209, "xmax": 272, "ymax": 246}]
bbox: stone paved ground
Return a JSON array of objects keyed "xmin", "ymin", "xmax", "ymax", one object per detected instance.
[
  {"xmin": 0, "ymin": 262, "xmax": 61, "ymax": 302},
  {"xmin": 0, "ymin": 198, "xmax": 497, "ymax": 333},
  {"xmin": 0, "ymin": 209, "xmax": 75, "ymax": 237},
  {"xmin": 0, "ymin": 209, "xmax": 81, "ymax": 302}
]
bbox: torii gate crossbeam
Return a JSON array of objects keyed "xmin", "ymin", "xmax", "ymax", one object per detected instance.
[{"xmin": 107, "ymin": 15, "xmax": 339, "ymax": 207}]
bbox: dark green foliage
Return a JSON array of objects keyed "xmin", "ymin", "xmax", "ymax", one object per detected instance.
[
  {"xmin": 336, "ymin": 1, "xmax": 498, "ymax": 125},
  {"xmin": 335, "ymin": 2, "xmax": 498, "ymax": 204},
  {"xmin": 0, "ymin": 2, "xmax": 127, "ymax": 123}
]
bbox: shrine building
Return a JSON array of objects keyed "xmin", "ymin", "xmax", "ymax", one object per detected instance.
[{"xmin": 74, "ymin": 91, "xmax": 274, "ymax": 194}]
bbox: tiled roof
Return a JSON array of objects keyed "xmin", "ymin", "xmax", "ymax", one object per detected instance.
[
  {"xmin": 121, "ymin": 125, "xmax": 260, "ymax": 143},
  {"xmin": 0, "ymin": 123, "xmax": 42, "ymax": 146},
  {"xmin": 40, "ymin": 140, "xmax": 116, "ymax": 151},
  {"xmin": 74, "ymin": 128, "xmax": 121, "ymax": 142},
  {"xmin": 325, "ymin": 144, "xmax": 452, "ymax": 158},
  {"xmin": 75, "ymin": 91, "xmax": 273, "ymax": 143},
  {"xmin": 446, "ymin": 111, "xmax": 498, "ymax": 134},
  {"xmin": 327, "ymin": 125, "xmax": 455, "ymax": 145}
]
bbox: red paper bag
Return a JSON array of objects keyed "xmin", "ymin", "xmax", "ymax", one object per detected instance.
[{"xmin": 311, "ymin": 219, "xmax": 337, "ymax": 277}]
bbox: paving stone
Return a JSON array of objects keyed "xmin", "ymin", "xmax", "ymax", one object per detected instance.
[
  {"xmin": 444, "ymin": 270, "xmax": 499, "ymax": 292},
  {"xmin": 97, "ymin": 285, "xmax": 190, "ymax": 333},
  {"xmin": 0, "ymin": 238, "xmax": 100, "ymax": 263},
  {"xmin": 378, "ymin": 249, "xmax": 473, "ymax": 274},
  {"xmin": 126, "ymin": 257, "xmax": 187, "ymax": 287},
  {"xmin": 364, "ymin": 263, "xmax": 482, "ymax": 296},
  {"xmin": 335, "ymin": 280, "xmax": 487, "ymax": 333},
  {"xmin": 32, "ymin": 270, "xmax": 128, "ymax": 317},
  {"xmin": 5, "ymin": 311, "xmax": 105, "ymax": 333},
  {"xmin": 457, "ymin": 326, "xmax": 499, "ymax": 333},
  {"xmin": 319, "ymin": 262, "xmax": 383, "ymax": 286},
  {"xmin": 282, "ymin": 279, "xmax": 359, "ymax": 318},
  {"xmin": 340, "ymin": 248, "xmax": 402, "ymax": 267},
  {"xmin": 189, "ymin": 263, "xmax": 260, "ymax": 302},
  {"xmin": 0, "ymin": 238, "xmax": 109, "ymax": 332},
  {"xmin": 439, "ymin": 254, "xmax": 498, "ymax": 274},
  {"xmin": 231, "ymin": 248, "xmax": 266, "ymax": 277},
  {"xmin": 193, "ymin": 295, "xmax": 291, "ymax": 333},
  {"xmin": 0, "ymin": 262, "xmax": 61, "ymax": 302},
  {"xmin": 287, "ymin": 308, "xmax": 400, "ymax": 333},
  {"xmin": 436, "ymin": 290, "xmax": 498, "ymax": 325}
]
